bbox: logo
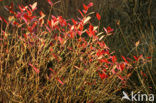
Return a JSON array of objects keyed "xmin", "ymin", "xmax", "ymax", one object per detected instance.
[{"xmin": 121, "ymin": 91, "xmax": 155, "ymax": 102}]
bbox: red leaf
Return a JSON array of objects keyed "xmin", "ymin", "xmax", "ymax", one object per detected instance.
[
  {"xmin": 5, "ymin": 2, "xmax": 14, "ymax": 13},
  {"xmin": 56, "ymin": 77, "xmax": 64, "ymax": 85},
  {"xmin": 58, "ymin": 36, "xmax": 63, "ymax": 44},
  {"xmin": 79, "ymin": 23, "xmax": 84, "ymax": 31},
  {"xmin": 71, "ymin": 18, "xmax": 77, "ymax": 25},
  {"xmin": 133, "ymin": 56, "xmax": 138, "ymax": 61},
  {"xmin": 146, "ymin": 57, "xmax": 151, "ymax": 59},
  {"xmin": 97, "ymin": 41, "xmax": 109, "ymax": 50},
  {"xmin": 29, "ymin": 63, "xmax": 40, "ymax": 74},
  {"xmin": 45, "ymin": 24, "xmax": 51, "ymax": 32},
  {"xmin": 13, "ymin": 21, "xmax": 19, "ymax": 26},
  {"xmin": 111, "ymin": 69, "xmax": 116, "ymax": 74},
  {"xmin": 78, "ymin": 31, "xmax": 82, "ymax": 36},
  {"xmin": 122, "ymin": 56, "xmax": 128, "ymax": 63},
  {"xmin": 119, "ymin": 63, "xmax": 125, "ymax": 71},
  {"xmin": 118, "ymin": 75, "xmax": 124, "ymax": 81},
  {"xmin": 52, "ymin": 53, "xmax": 58, "ymax": 60},
  {"xmin": 88, "ymin": 2, "xmax": 93, "ymax": 8},
  {"xmin": 86, "ymin": 30, "xmax": 92, "ymax": 37},
  {"xmin": 104, "ymin": 26, "xmax": 114, "ymax": 34},
  {"xmin": 2, "ymin": 17, "xmax": 8, "ymax": 24},
  {"xmin": 98, "ymin": 72, "xmax": 108, "ymax": 80},
  {"xmin": 78, "ymin": 10, "xmax": 84, "ymax": 17},
  {"xmin": 31, "ymin": 22, "xmax": 37, "ymax": 30},
  {"xmin": 140, "ymin": 71, "xmax": 147, "ymax": 78},
  {"xmin": 89, "ymin": 24, "xmax": 93, "ymax": 32},
  {"xmin": 23, "ymin": 34, "xmax": 27, "ymax": 39},
  {"xmin": 10, "ymin": 2, "xmax": 14, "ymax": 10},
  {"xmin": 133, "ymin": 55, "xmax": 143, "ymax": 61},
  {"xmin": 112, "ymin": 56, "xmax": 117, "ymax": 63},
  {"xmin": 18, "ymin": 5, "xmax": 24, "ymax": 12},
  {"xmin": 96, "ymin": 13, "xmax": 101, "ymax": 21},
  {"xmin": 82, "ymin": 10, "xmax": 87, "ymax": 14},
  {"xmin": 22, "ymin": 14, "xmax": 29, "ymax": 24},
  {"xmin": 83, "ymin": 4, "xmax": 88, "ymax": 11},
  {"xmin": 107, "ymin": 26, "xmax": 114, "ymax": 33},
  {"xmin": 39, "ymin": 11, "xmax": 46, "ymax": 20},
  {"xmin": 28, "ymin": 26, "xmax": 32, "ymax": 33},
  {"xmin": 99, "ymin": 59, "xmax": 109, "ymax": 63},
  {"xmin": 69, "ymin": 31, "xmax": 74, "ymax": 38},
  {"xmin": 47, "ymin": 20, "xmax": 52, "ymax": 28},
  {"xmin": 49, "ymin": 68, "xmax": 56, "ymax": 74},
  {"xmin": 101, "ymin": 49, "xmax": 109, "ymax": 55},
  {"xmin": 0, "ymin": 16, "xmax": 7, "ymax": 24},
  {"xmin": 0, "ymin": 16, "xmax": 2, "ymax": 21},
  {"xmin": 25, "ymin": 7, "xmax": 32, "ymax": 16},
  {"xmin": 47, "ymin": 0, "xmax": 53, "ymax": 7}
]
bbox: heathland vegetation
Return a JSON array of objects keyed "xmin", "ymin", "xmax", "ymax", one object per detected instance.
[{"xmin": 0, "ymin": 0, "xmax": 155, "ymax": 102}]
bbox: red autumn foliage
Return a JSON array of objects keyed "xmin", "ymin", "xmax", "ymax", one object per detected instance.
[
  {"xmin": 1, "ymin": 1, "xmax": 150, "ymax": 84},
  {"xmin": 96, "ymin": 13, "xmax": 101, "ymax": 21}
]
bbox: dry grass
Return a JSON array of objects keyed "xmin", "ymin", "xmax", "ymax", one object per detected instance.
[{"xmin": 0, "ymin": 0, "xmax": 155, "ymax": 102}]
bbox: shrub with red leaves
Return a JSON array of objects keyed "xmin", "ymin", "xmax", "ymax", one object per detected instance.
[{"xmin": 0, "ymin": 1, "xmax": 151, "ymax": 103}]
